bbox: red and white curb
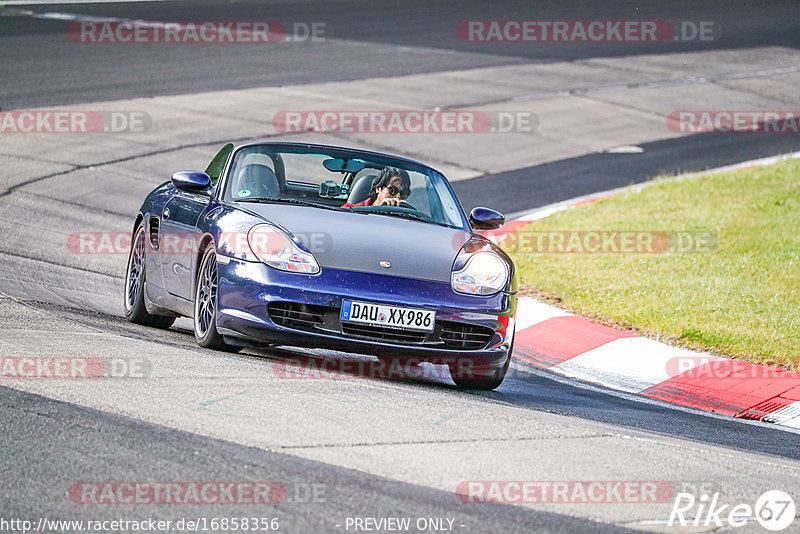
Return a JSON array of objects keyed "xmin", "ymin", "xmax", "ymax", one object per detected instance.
[
  {"xmin": 491, "ymin": 151, "xmax": 800, "ymax": 429},
  {"xmin": 509, "ymin": 298, "xmax": 800, "ymax": 429}
]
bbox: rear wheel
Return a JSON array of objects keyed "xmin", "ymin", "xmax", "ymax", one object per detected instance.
[
  {"xmin": 124, "ymin": 223, "xmax": 176, "ymax": 329},
  {"xmin": 194, "ymin": 243, "xmax": 240, "ymax": 352}
]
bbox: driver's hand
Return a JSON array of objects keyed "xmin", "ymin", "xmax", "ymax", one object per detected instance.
[{"xmin": 376, "ymin": 198, "xmax": 404, "ymax": 207}]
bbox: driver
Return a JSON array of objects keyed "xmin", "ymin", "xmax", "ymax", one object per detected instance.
[{"xmin": 342, "ymin": 167, "xmax": 411, "ymax": 208}]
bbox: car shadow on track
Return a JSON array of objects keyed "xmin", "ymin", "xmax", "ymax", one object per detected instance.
[
  {"xmin": 239, "ymin": 344, "xmax": 463, "ymax": 390},
  {"xmin": 23, "ymin": 301, "xmax": 800, "ymax": 459}
]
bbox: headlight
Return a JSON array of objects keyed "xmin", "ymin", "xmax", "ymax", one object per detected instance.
[
  {"xmin": 451, "ymin": 251, "xmax": 509, "ymax": 295},
  {"xmin": 247, "ymin": 224, "xmax": 320, "ymax": 274},
  {"xmin": 218, "ymin": 224, "xmax": 320, "ymax": 274}
]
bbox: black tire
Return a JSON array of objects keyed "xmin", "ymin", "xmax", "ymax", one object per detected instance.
[
  {"xmin": 124, "ymin": 223, "xmax": 176, "ymax": 329},
  {"xmin": 449, "ymin": 337, "xmax": 513, "ymax": 391},
  {"xmin": 193, "ymin": 243, "xmax": 240, "ymax": 352}
]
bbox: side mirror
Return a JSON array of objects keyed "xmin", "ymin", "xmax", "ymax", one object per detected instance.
[
  {"xmin": 172, "ymin": 171, "xmax": 212, "ymax": 195},
  {"xmin": 469, "ymin": 207, "xmax": 505, "ymax": 230}
]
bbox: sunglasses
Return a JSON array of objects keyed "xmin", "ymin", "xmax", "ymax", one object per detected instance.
[{"xmin": 386, "ymin": 185, "xmax": 410, "ymax": 199}]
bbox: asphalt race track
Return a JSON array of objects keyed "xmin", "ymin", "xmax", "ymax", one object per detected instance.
[{"xmin": 1, "ymin": 1, "xmax": 799, "ymax": 532}]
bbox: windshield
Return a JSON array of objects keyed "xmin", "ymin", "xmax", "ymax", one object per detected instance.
[{"xmin": 223, "ymin": 144, "xmax": 468, "ymax": 229}]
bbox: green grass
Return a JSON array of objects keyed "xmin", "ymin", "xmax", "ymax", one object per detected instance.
[{"xmin": 508, "ymin": 157, "xmax": 800, "ymax": 369}]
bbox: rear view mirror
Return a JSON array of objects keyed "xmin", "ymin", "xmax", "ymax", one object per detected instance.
[{"xmin": 323, "ymin": 158, "xmax": 366, "ymax": 173}]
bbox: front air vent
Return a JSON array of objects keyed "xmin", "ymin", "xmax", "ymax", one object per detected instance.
[
  {"xmin": 268, "ymin": 302, "xmax": 327, "ymax": 330},
  {"xmin": 266, "ymin": 301, "xmax": 496, "ymax": 352},
  {"xmin": 148, "ymin": 216, "xmax": 160, "ymax": 249},
  {"xmin": 341, "ymin": 323, "xmax": 428, "ymax": 344},
  {"xmin": 439, "ymin": 322, "xmax": 494, "ymax": 350}
]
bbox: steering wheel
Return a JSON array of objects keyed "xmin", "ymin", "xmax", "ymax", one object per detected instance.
[{"xmin": 374, "ymin": 199, "xmax": 417, "ymax": 210}]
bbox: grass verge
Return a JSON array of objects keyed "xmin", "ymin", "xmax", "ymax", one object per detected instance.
[{"xmin": 507, "ymin": 156, "xmax": 800, "ymax": 370}]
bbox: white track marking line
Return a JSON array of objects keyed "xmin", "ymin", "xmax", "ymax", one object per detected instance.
[
  {"xmin": 553, "ymin": 337, "xmax": 721, "ymax": 393},
  {"xmin": 762, "ymin": 402, "xmax": 800, "ymax": 426},
  {"xmin": 514, "ymin": 296, "xmax": 572, "ymax": 331}
]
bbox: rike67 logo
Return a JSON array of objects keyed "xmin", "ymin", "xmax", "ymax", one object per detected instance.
[{"xmin": 669, "ymin": 490, "xmax": 795, "ymax": 531}]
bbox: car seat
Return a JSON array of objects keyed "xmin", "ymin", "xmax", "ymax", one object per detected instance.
[
  {"xmin": 345, "ymin": 174, "xmax": 377, "ymax": 205},
  {"xmin": 236, "ymin": 164, "xmax": 281, "ymax": 198}
]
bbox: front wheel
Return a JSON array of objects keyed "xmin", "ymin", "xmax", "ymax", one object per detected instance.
[
  {"xmin": 194, "ymin": 243, "xmax": 240, "ymax": 352},
  {"xmin": 124, "ymin": 223, "xmax": 176, "ymax": 329},
  {"xmin": 449, "ymin": 338, "xmax": 513, "ymax": 391}
]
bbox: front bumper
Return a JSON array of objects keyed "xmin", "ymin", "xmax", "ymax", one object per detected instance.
[{"xmin": 215, "ymin": 257, "xmax": 516, "ymax": 369}]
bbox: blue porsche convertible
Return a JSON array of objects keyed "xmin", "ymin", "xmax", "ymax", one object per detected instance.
[{"xmin": 124, "ymin": 142, "xmax": 517, "ymax": 389}]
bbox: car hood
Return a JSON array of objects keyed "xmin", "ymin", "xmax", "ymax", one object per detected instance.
[{"xmin": 239, "ymin": 203, "xmax": 472, "ymax": 282}]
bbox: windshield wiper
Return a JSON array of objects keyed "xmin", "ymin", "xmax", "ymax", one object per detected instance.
[
  {"xmin": 361, "ymin": 209, "xmax": 431, "ymax": 224},
  {"xmin": 236, "ymin": 197, "xmax": 344, "ymax": 211}
]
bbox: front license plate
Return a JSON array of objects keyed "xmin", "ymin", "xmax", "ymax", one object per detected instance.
[{"xmin": 340, "ymin": 300, "xmax": 435, "ymax": 332}]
